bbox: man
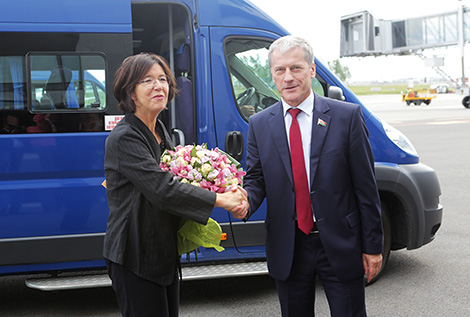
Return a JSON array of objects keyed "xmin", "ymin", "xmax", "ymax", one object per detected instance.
[{"xmin": 242, "ymin": 36, "xmax": 383, "ymax": 316}]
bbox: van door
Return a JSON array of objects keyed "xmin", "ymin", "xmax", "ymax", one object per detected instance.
[
  {"xmin": 209, "ymin": 28, "xmax": 331, "ymax": 253},
  {"xmin": 209, "ymin": 28, "xmax": 280, "ymax": 252}
]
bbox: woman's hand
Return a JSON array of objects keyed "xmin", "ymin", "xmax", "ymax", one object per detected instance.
[{"xmin": 215, "ymin": 186, "xmax": 249, "ymax": 219}]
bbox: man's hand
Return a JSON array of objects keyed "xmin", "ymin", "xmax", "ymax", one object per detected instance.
[
  {"xmin": 214, "ymin": 185, "xmax": 248, "ymax": 218},
  {"xmin": 229, "ymin": 186, "xmax": 249, "ymax": 219},
  {"xmin": 363, "ymin": 253, "xmax": 383, "ymax": 283}
]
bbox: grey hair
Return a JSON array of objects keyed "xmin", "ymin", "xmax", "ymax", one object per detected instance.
[{"xmin": 268, "ymin": 36, "xmax": 315, "ymax": 67}]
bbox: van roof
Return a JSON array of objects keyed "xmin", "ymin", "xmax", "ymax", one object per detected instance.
[
  {"xmin": 0, "ymin": 0, "xmax": 131, "ymax": 33},
  {"xmin": 0, "ymin": 0, "xmax": 287, "ymax": 36}
]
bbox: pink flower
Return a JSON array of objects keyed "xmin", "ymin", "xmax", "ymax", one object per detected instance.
[{"xmin": 160, "ymin": 144, "xmax": 245, "ymax": 193}]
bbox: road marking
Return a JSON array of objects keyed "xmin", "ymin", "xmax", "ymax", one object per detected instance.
[
  {"xmin": 426, "ymin": 120, "xmax": 470, "ymax": 125},
  {"xmin": 389, "ymin": 118, "xmax": 470, "ymax": 126}
]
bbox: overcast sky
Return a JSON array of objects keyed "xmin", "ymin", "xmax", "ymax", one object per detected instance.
[{"xmin": 250, "ymin": 0, "xmax": 470, "ymax": 83}]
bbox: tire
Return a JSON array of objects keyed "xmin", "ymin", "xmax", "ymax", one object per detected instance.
[
  {"xmin": 365, "ymin": 201, "xmax": 391, "ymax": 286},
  {"xmin": 414, "ymin": 100, "xmax": 422, "ymax": 106},
  {"xmin": 424, "ymin": 100, "xmax": 431, "ymax": 105},
  {"xmin": 406, "ymin": 100, "xmax": 411, "ymax": 106},
  {"xmin": 462, "ymin": 95, "xmax": 470, "ymax": 108}
]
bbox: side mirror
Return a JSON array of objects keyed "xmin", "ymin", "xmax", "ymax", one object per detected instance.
[{"xmin": 328, "ymin": 86, "xmax": 345, "ymax": 101}]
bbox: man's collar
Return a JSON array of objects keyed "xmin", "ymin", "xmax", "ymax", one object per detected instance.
[{"xmin": 282, "ymin": 90, "xmax": 314, "ymax": 117}]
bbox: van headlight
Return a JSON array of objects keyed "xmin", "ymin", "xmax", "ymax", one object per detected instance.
[{"xmin": 382, "ymin": 121, "xmax": 418, "ymax": 156}]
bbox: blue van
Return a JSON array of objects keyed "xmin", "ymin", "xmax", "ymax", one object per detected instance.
[{"xmin": 0, "ymin": 0, "xmax": 442, "ymax": 289}]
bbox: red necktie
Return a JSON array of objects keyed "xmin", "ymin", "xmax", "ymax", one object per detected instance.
[{"xmin": 288, "ymin": 108, "xmax": 314, "ymax": 235}]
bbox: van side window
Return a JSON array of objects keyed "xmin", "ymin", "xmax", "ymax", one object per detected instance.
[
  {"xmin": 0, "ymin": 30, "xmax": 124, "ymax": 134},
  {"xmin": 0, "ymin": 56, "xmax": 26, "ymax": 111},
  {"xmin": 312, "ymin": 77, "xmax": 326, "ymax": 96},
  {"xmin": 225, "ymin": 38, "xmax": 326, "ymax": 120},
  {"xmin": 0, "ymin": 54, "xmax": 106, "ymax": 112},
  {"xmin": 28, "ymin": 53, "xmax": 106, "ymax": 112},
  {"xmin": 226, "ymin": 39, "xmax": 278, "ymax": 120}
]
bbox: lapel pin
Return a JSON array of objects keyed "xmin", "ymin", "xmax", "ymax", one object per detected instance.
[{"xmin": 317, "ymin": 118, "xmax": 327, "ymax": 127}]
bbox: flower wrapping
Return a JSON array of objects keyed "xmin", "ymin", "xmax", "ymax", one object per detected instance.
[
  {"xmin": 177, "ymin": 218, "xmax": 225, "ymax": 255},
  {"xmin": 160, "ymin": 144, "xmax": 246, "ymax": 255}
]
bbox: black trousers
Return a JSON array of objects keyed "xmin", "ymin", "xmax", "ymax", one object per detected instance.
[
  {"xmin": 106, "ymin": 260, "xmax": 179, "ymax": 317},
  {"xmin": 275, "ymin": 228, "xmax": 366, "ymax": 317}
]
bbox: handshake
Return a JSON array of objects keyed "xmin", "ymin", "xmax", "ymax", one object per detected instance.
[{"xmin": 215, "ymin": 185, "xmax": 249, "ymax": 219}]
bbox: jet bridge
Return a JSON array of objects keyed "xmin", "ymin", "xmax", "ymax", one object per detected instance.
[{"xmin": 340, "ymin": 6, "xmax": 470, "ymax": 86}]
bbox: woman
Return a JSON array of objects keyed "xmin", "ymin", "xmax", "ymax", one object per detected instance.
[{"xmin": 104, "ymin": 53, "xmax": 247, "ymax": 317}]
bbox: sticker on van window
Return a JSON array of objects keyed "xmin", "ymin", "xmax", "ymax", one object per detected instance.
[{"xmin": 105, "ymin": 115, "xmax": 124, "ymax": 131}]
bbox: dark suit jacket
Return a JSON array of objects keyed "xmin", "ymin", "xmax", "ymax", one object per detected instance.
[
  {"xmin": 104, "ymin": 113, "xmax": 216, "ymax": 285},
  {"xmin": 244, "ymin": 93, "xmax": 383, "ymax": 283}
]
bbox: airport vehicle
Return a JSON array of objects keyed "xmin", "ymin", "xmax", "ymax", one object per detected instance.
[
  {"xmin": 402, "ymin": 88, "xmax": 436, "ymax": 105},
  {"xmin": 0, "ymin": 0, "xmax": 442, "ymax": 290}
]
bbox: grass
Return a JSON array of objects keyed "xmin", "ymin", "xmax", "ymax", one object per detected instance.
[{"xmin": 348, "ymin": 84, "xmax": 430, "ymax": 95}]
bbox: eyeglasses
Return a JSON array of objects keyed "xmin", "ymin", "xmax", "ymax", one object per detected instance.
[{"xmin": 137, "ymin": 75, "xmax": 170, "ymax": 88}]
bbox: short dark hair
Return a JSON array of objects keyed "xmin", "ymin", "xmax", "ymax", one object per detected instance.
[{"xmin": 113, "ymin": 53, "xmax": 178, "ymax": 113}]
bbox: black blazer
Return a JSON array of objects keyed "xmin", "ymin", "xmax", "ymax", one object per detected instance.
[{"xmin": 104, "ymin": 113, "xmax": 216, "ymax": 285}]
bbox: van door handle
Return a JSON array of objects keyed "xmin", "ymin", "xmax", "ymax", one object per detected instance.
[
  {"xmin": 225, "ymin": 131, "xmax": 244, "ymax": 162},
  {"xmin": 171, "ymin": 128, "xmax": 185, "ymax": 146}
]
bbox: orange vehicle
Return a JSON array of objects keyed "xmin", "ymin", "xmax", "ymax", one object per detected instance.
[{"xmin": 402, "ymin": 88, "xmax": 437, "ymax": 105}]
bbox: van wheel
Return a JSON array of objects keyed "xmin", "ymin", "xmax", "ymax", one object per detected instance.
[
  {"xmin": 365, "ymin": 202, "xmax": 391, "ymax": 286},
  {"xmin": 462, "ymin": 95, "xmax": 470, "ymax": 108}
]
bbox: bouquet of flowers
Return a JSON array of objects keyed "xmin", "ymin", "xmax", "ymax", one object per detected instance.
[
  {"xmin": 160, "ymin": 144, "xmax": 246, "ymax": 255},
  {"xmin": 160, "ymin": 144, "xmax": 245, "ymax": 193}
]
